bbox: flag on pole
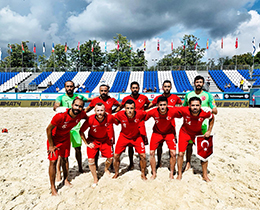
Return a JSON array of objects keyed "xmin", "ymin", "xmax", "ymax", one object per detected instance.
[
  {"xmin": 91, "ymin": 41, "xmax": 94, "ymax": 52},
  {"xmin": 117, "ymin": 40, "xmax": 119, "ymax": 51},
  {"xmin": 21, "ymin": 42, "xmax": 25, "ymax": 53},
  {"xmin": 157, "ymin": 39, "xmax": 160, "ymax": 51},
  {"xmin": 144, "ymin": 40, "xmax": 146, "ymax": 51},
  {"xmin": 252, "ymin": 37, "xmax": 256, "ymax": 56},
  {"xmin": 183, "ymin": 40, "xmax": 186, "ymax": 50},
  {"xmin": 194, "ymin": 40, "xmax": 198, "ymax": 50},
  {"xmin": 105, "ymin": 41, "xmax": 107, "ymax": 52},
  {"xmin": 235, "ymin": 37, "xmax": 238, "ymax": 49},
  {"xmin": 43, "ymin": 42, "xmax": 46, "ymax": 53},
  {"xmin": 171, "ymin": 41, "xmax": 173, "ymax": 51},
  {"xmin": 33, "ymin": 43, "xmax": 36, "ymax": 53},
  {"xmin": 221, "ymin": 38, "xmax": 223, "ymax": 49},
  {"xmin": 0, "ymin": 48, "xmax": 2, "ymax": 61},
  {"xmin": 206, "ymin": 39, "xmax": 209, "ymax": 49},
  {"xmin": 130, "ymin": 40, "xmax": 132, "ymax": 52},
  {"xmin": 9, "ymin": 44, "xmax": 12, "ymax": 53},
  {"xmin": 77, "ymin": 42, "xmax": 80, "ymax": 51},
  {"xmin": 52, "ymin": 42, "xmax": 55, "ymax": 52},
  {"xmin": 65, "ymin": 42, "xmax": 67, "ymax": 52}
]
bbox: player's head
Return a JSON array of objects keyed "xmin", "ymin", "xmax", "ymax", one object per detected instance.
[
  {"xmin": 162, "ymin": 80, "xmax": 172, "ymax": 94},
  {"xmin": 194, "ymin": 75, "xmax": 204, "ymax": 91},
  {"xmin": 99, "ymin": 84, "xmax": 110, "ymax": 98},
  {"xmin": 94, "ymin": 102, "xmax": 106, "ymax": 119},
  {"xmin": 71, "ymin": 98, "xmax": 84, "ymax": 115},
  {"xmin": 188, "ymin": 96, "xmax": 201, "ymax": 115},
  {"xmin": 130, "ymin": 81, "xmax": 140, "ymax": 96},
  {"xmin": 65, "ymin": 80, "xmax": 75, "ymax": 95},
  {"xmin": 125, "ymin": 99, "xmax": 135, "ymax": 118},
  {"xmin": 157, "ymin": 96, "xmax": 168, "ymax": 114}
]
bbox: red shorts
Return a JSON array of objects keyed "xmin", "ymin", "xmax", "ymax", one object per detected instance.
[
  {"xmin": 178, "ymin": 129, "xmax": 198, "ymax": 153},
  {"xmin": 107, "ymin": 124, "xmax": 115, "ymax": 144},
  {"xmin": 115, "ymin": 134, "xmax": 145, "ymax": 154},
  {"xmin": 150, "ymin": 133, "xmax": 176, "ymax": 151},
  {"xmin": 47, "ymin": 140, "xmax": 70, "ymax": 161},
  {"xmin": 139, "ymin": 121, "xmax": 148, "ymax": 145},
  {"xmin": 87, "ymin": 140, "xmax": 113, "ymax": 159}
]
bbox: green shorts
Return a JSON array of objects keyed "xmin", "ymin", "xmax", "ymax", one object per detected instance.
[
  {"xmin": 201, "ymin": 119, "xmax": 208, "ymax": 135},
  {"xmin": 70, "ymin": 122, "xmax": 82, "ymax": 148}
]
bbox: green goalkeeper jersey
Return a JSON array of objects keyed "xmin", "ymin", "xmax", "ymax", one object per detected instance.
[
  {"xmin": 183, "ymin": 90, "xmax": 216, "ymax": 108},
  {"xmin": 55, "ymin": 93, "xmax": 88, "ymax": 108}
]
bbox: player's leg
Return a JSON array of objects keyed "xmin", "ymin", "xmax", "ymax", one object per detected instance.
[
  {"xmin": 156, "ymin": 143, "xmax": 163, "ymax": 169},
  {"xmin": 87, "ymin": 143, "xmax": 99, "ymax": 185},
  {"xmin": 150, "ymin": 150, "xmax": 156, "ymax": 179},
  {"xmin": 185, "ymin": 142, "xmax": 193, "ymax": 171},
  {"xmin": 177, "ymin": 152, "xmax": 184, "ymax": 180},
  {"xmin": 100, "ymin": 141, "xmax": 114, "ymax": 175},
  {"xmin": 75, "ymin": 146, "xmax": 83, "ymax": 173},
  {"xmin": 94, "ymin": 150, "xmax": 99, "ymax": 170},
  {"xmin": 49, "ymin": 160, "xmax": 58, "ymax": 196},
  {"xmin": 139, "ymin": 153, "xmax": 147, "ymax": 180},
  {"xmin": 112, "ymin": 153, "xmax": 121, "ymax": 179},
  {"xmin": 60, "ymin": 157, "xmax": 71, "ymax": 186},
  {"xmin": 113, "ymin": 135, "xmax": 126, "ymax": 179},
  {"xmin": 201, "ymin": 161, "xmax": 210, "ymax": 182},
  {"xmin": 56, "ymin": 156, "xmax": 62, "ymax": 182},
  {"xmin": 70, "ymin": 129, "xmax": 83, "ymax": 172},
  {"xmin": 128, "ymin": 146, "xmax": 134, "ymax": 170},
  {"xmin": 165, "ymin": 133, "xmax": 177, "ymax": 179},
  {"xmin": 150, "ymin": 133, "xmax": 161, "ymax": 179},
  {"xmin": 108, "ymin": 124, "xmax": 115, "ymax": 170},
  {"xmin": 139, "ymin": 121, "xmax": 148, "ymax": 145},
  {"xmin": 169, "ymin": 149, "xmax": 176, "ymax": 179},
  {"xmin": 134, "ymin": 136, "xmax": 147, "ymax": 180}
]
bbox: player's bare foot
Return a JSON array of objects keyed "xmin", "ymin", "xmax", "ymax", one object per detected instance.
[
  {"xmin": 112, "ymin": 173, "xmax": 119, "ymax": 179},
  {"xmin": 64, "ymin": 179, "xmax": 72, "ymax": 187},
  {"xmin": 105, "ymin": 170, "xmax": 111, "ymax": 175},
  {"xmin": 184, "ymin": 162, "xmax": 191, "ymax": 171},
  {"xmin": 141, "ymin": 174, "xmax": 147, "ymax": 180},
  {"xmin": 156, "ymin": 163, "xmax": 162, "ymax": 169},
  {"xmin": 128, "ymin": 164, "xmax": 134, "ymax": 171},
  {"xmin": 176, "ymin": 175, "xmax": 182, "ymax": 180},
  {"xmin": 56, "ymin": 173, "xmax": 62, "ymax": 182},
  {"xmin": 91, "ymin": 183, "xmax": 98, "ymax": 188},
  {"xmin": 51, "ymin": 187, "xmax": 58, "ymax": 196},
  {"xmin": 203, "ymin": 175, "xmax": 211, "ymax": 182},
  {"xmin": 150, "ymin": 174, "xmax": 156, "ymax": 180},
  {"xmin": 169, "ymin": 174, "xmax": 174, "ymax": 179}
]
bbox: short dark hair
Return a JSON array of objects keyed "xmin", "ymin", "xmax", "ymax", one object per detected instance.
[
  {"xmin": 194, "ymin": 75, "xmax": 204, "ymax": 84},
  {"xmin": 125, "ymin": 99, "xmax": 135, "ymax": 107},
  {"xmin": 163, "ymin": 80, "xmax": 171, "ymax": 86},
  {"xmin": 100, "ymin": 84, "xmax": 110, "ymax": 90},
  {"xmin": 157, "ymin": 96, "xmax": 168, "ymax": 104},
  {"xmin": 72, "ymin": 98, "xmax": 84, "ymax": 105},
  {"xmin": 130, "ymin": 81, "xmax": 139, "ymax": 88},
  {"xmin": 188, "ymin": 96, "xmax": 201, "ymax": 105},
  {"xmin": 65, "ymin": 80, "xmax": 75, "ymax": 87},
  {"xmin": 95, "ymin": 102, "xmax": 105, "ymax": 107}
]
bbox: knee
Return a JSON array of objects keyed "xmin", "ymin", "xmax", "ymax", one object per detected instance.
[
  {"xmin": 88, "ymin": 158, "xmax": 95, "ymax": 165},
  {"xmin": 150, "ymin": 151, "xmax": 155, "ymax": 157},
  {"xmin": 170, "ymin": 150, "xmax": 176, "ymax": 157},
  {"xmin": 49, "ymin": 160, "xmax": 57, "ymax": 166},
  {"xmin": 178, "ymin": 152, "xmax": 184, "ymax": 158},
  {"xmin": 114, "ymin": 154, "xmax": 120, "ymax": 161},
  {"xmin": 139, "ymin": 153, "xmax": 146, "ymax": 160}
]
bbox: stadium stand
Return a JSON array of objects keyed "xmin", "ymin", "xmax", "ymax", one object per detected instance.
[
  {"xmin": 110, "ymin": 71, "xmax": 130, "ymax": 92},
  {"xmin": 209, "ymin": 70, "xmax": 243, "ymax": 92},
  {"xmin": 126, "ymin": 71, "xmax": 144, "ymax": 93},
  {"xmin": 29, "ymin": 72, "xmax": 52, "ymax": 86},
  {"xmin": 237, "ymin": 69, "xmax": 251, "ymax": 80},
  {"xmin": 252, "ymin": 69, "xmax": 260, "ymax": 79},
  {"xmin": 43, "ymin": 72, "xmax": 77, "ymax": 93},
  {"xmin": 143, "ymin": 71, "xmax": 159, "ymax": 92},
  {"xmin": 80, "ymin": 71, "xmax": 104, "ymax": 92},
  {"xmin": 223, "ymin": 70, "xmax": 251, "ymax": 90},
  {"xmin": 158, "ymin": 71, "xmax": 177, "ymax": 92},
  {"xmin": 186, "ymin": 70, "xmax": 198, "ymax": 86},
  {"xmin": 0, "ymin": 72, "xmax": 18, "ymax": 86},
  {"xmin": 38, "ymin": 72, "xmax": 65, "ymax": 88},
  {"xmin": 253, "ymin": 77, "xmax": 260, "ymax": 86},
  {"xmin": 171, "ymin": 70, "xmax": 193, "ymax": 92},
  {"xmin": 92, "ymin": 71, "xmax": 117, "ymax": 93}
]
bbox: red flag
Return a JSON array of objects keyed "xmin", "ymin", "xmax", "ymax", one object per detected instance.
[
  {"xmin": 206, "ymin": 39, "xmax": 209, "ymax": 50},
  {"xmin": 33, "ymin": 43, "xmax": 36, "ymax": 53},
  {"xmin": 235, "ymin": 37, "xmax": 238, "ymax": 49},
  {"xmin": 194, "ymin": 40, "xmax": 198, "ymax": 50},
  {"xmin": 21, "ymin": 42, "xmax": 25, "ymax": 53},
  {"xmin": 157, "ymin": 39, "xmax": 160, "ymax": 51},
  {"xmin": 171, "ymin": 41, "xmax": 173, "ymax": 51},
  {"xmin": 65, "ymin": 42, "xmax": 67, "ymax": 52},
  {"xmin": 195, "ymin": 135, "xmax": 213, "ymax": 161},
  {"xmin": 117, "ymin": 40, "xmax": 119, "ymax": 51},
  {"xmin": 77, "ymin": 42, "xmax": 80, "ymax": 51},
  {"xmin": 144, "ymin": 40, "xmax": 146, "ymax": 51},
  {"xmin": 91, "ymin": 41, "xmax": 94, "ymax": 52},
  {"xmin": 221, "ymin": 38, "xmax": 223, "ymax": 49}
]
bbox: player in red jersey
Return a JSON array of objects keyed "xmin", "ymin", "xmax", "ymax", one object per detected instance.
[
  {"xmin": 80, "ymin": 103, "xmax": 116, "ymax": 187},
  {"xmin": 148, "ymin": 80, "xmax": 182, "ymax": 169},
  {"xmin": 46, "ymin": 98, "xmax": 87, "ymax": 196},
  {"xmin": 176, "ymin": 97, "xmax": 214, "ymax": 182},
  {"xmin": 85, "ymin": 84, "xmax": 121, "ymax": 168},
  {"xmin": 121, "ymin": 81, "xmax": 150, "ymax": 170},
  {"xmin": 145, "ymin": 96, "xmax": 180, "ymax": 179},
  {"xmin": 113, "ymin": 99, "xmax": 147, "ymax": 180}
]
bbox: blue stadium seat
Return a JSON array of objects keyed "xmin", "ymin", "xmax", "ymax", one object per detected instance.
[
  {"xmin": 29, "ymin": 72, "xmax": 52, "ymax": 85},
  {"xmin": 237, "ymin": 69, "xmax": 250, "ymax": 80},
  {"xmin": 171, "ymin": 70, "xmax": 193, "ymax": 92},
  {"xmin": 81, "ymin": 72, "xmax": 104, "ymax": 92},
  {"xmin": 110, "ymin": 71, "xmax": 130, "ymax": 92},
  {"xmin": 143, "ymin": 71, "xmax": 159, "ymax": 92},
  {"xmin": 0, "ymin": 72, "xmax": 18, "ymax": 85}
]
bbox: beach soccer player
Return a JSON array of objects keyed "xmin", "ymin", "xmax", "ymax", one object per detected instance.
[
  {"xmin": 176, "ymin": 97, "xmax": 214, "ymax": 182},
  {"xmin": 46, "ymin": 98, "xmax": 87, "ymax": 196},
  {"xmin": 113, "ymin": 99, "xmax": 147, "ymax": 180},
  {"xmin": 145, "ymin": 96, "xmax": 180, "ymax": 179},
  {"xmin": 183, "ymin": 75, "xmax": 217, "ymax": 171},
  {"xmin": 53, "ymin": 80, "xmax": 91, "ymax": 180},
  {"xmin": 148, "ymin": 80, "xmax": 182, "ymax": 169},
  {"xmin": 80, "ymin": 103, "xmax": 115, "ymax": 188},
  {"xmin": 121, "ymin": 81, "xmax": 150, "ymax": 170}
]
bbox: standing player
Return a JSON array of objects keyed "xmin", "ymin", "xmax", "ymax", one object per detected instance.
[
  {"xmin": 145, "ymin": 96, "xmax": 179, "ymax": 179},
  {"xmin": 183, "ymin": 75, "xmax": 217, "ymax": 171},
  {"xmin": 80, "ymin": 103, "xmax": 115, "ymax": 187},
  {"xmin": 148, "ymin": 80, "xmax": 182, "ymax": 168},
  {"xmin": 53, "ymin": 80, "xmax": 91, "ymax": 180},
  {"xmin": 113, "ymin": 99, "xmax": 147, "ymax": 180},
  {"xmin": 121, "ymin": 81, "xmax": 150, "ymax": 170},
  {"xmin": 176, "ymin": 97, "xmax": 214, "ymax": 181},
  {"xmin": 46, "ymin": 98, "xmax": 87, "ymax": 196}
]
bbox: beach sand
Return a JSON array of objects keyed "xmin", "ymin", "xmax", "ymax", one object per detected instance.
[{"xmin": 0, "ymin": 107, "xmax": 260, "ymax": 209}]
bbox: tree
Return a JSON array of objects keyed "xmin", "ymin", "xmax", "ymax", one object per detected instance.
[{"xmin": 47, "ymin": 44, "xmax": 69, "ymax": 71}]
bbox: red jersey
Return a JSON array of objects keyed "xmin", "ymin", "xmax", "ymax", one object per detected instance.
[
  {"xmin": 115, "ymin": 110, "xmax": 146, "ymax": 139},
  {"xmin": 145, "ymin": 107, "xmax": 179, "ymax": 134},
  {"xmin": 80, "ymin": 114, "xmax": 117, "ymax": 142},
  {"xmin": 89, "ymin": 96, "xmax": 120, "ymax": 114},
  {"xmin": 177, "ymin": 107, "xmax": 214, "ymax": 135},
  {"xmin": 152, "ymin": 94, "xmax": 182, "ymax": 106},
  {"xmin": 51, "ymin": 109, "xmax": 87, "ymax": 143},
  {"xmin": 121, "ymin": 94, "xmax": 150, "ymax": 110}
]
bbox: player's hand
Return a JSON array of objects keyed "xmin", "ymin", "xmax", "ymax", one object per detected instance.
[
  {"xmin": 48, "ymin": 146, "xmax": 59, "ymax": 158},
  {"xmin": 87, "ymin": 143, "xmax": 95, "ymax": 149},
  {"xmin": 201, "ymin": 107, "xmax": 212, "ymax": 113},
  {"xmin": 203, "ymin": 131, "xmax": 211, "ymax": 138}
]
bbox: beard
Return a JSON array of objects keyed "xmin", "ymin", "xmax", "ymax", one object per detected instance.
[
  {"xmin": 101, "ymin": 93, "xmax": 107, "ymax": 98},
  {"xmin": 72, "ymin": 108, "xmax": 81, "ymax": 115},
  {"xmin": 195, "ymin": 85, "xmax": 202, "ymax": 91},
  {"xmin": 132, "ymin": 90, "xmax": 138, "ymax": 96},
  {"xmin": 66, "ymin": 89, "xmax": 73, "ymax": 95}
]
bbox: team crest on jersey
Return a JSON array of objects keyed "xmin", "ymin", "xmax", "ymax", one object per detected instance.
[
  {"xmin": 138, "ymin": 99, "xmax": 143, "ymax": 103},
  {"xmin": 134, "ymin": 118, "xmax": 140, "ymax": 123},
  {"xmin": 198, "ymin": 117, "xmax": 204, "ymax": 122},
  {"xmin": 166, "ymin": 116, "xmax": 171, "ymax": 120},
  {"xmin": 170, "ymin": 99, "xmax": 175, "ymax": 103},
  {"xmin": 105, "ymin": 123, "xmax": 109, "ymax": 127},
  {"xmin": 201, "ymin": 96, "xmax": 206, "ymax": 101},
  {"xmin": 106, "ymin": 101, "xmax": 110, "ymax": 105}
]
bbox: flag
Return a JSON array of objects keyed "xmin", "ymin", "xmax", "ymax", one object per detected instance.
[
  {"xmin": 77, "ymin": 42, "xmax": 80, "ymax": 51},
  {"xmin": 52, "ymin": 42, "xmax": 55, "ymax": 52},
  {"xmin": 194, "ymin": 40, "xmax": 198, "ymax": 50},
  {"xmin": 9, "ymin": 44, "xmax": 12, "ymax": 53},
  {"xmin": 221, "ymin": 38, "xmax": 223, "ymax": 49},
  {"xmin": 130, "ymin": 40, "xmax": 132, "ymax": 52},
  {"xmin": 157, "ymin": 39, "xmax": 160, "ymax": 51},
  {"xmin": 171, "ymin": 41, "xmax": 173, "ymax": 51},
  {"xmin": 252, "ymin": 37, "xmax": 256, "ymax": 56},
  {"xmin": 235, "ymin": 37, "xmax": 238, "ymax": 49},
  {"xmin": 65, "ymin": 42, "xmax": 67, "ymax": 52},
  {"xmin": 183, "ymin": 40, "xmax": 186, "ymax": 50},
  {"xmin": 105, "ymin": 41, "xmax": 107, "ymax": 52},
  {"xmin": 117, "ymin": 40, "xmax": 119, "ymax": 51},
  {"xmin": 144, "ymin": 40, "xmax": 146, "ymax": 51},
  {"xmin": 43, "ymin": 42, "xmax": 46, "ymax": 53},
  {"xmin": 0, "ymin": 48, "xmax": 2, "ymax": 61},
  {"xmin": 194, "ymin": 135, "xmax": 214, "ymax": 162},
  {"xmin": 91, "ymin": 41, "xmax": 94, "ymax": 52},
  {"xmin": 21, "ymin": 42, "xmax": 25, "ymax": 53},
  {"xmin": 33, "ymin": 43, "xmax": 36, "ymax": 53},
  {"xmin": 206, "ymin": 39, "xmax": 209, "ymax": 49}
]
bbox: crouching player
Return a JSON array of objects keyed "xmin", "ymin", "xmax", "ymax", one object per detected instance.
[
  {"xmin": 79, "ymin": 103, "xmax": 115, "ymax": 188},
  {"xmin": 145, "ymin": 96, "xmax": 180, "ymax": 179},
  {"xmin": 176, "ymin": 97, "xmax": 214, "ymax": 182},
  {"xmin": 46, "ymin": 98, "xmax": 87, "ymax": 196}
]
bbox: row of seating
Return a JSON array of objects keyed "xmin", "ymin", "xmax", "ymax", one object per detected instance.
[
  {"xmin": 143, "ymin": 71, "xmax": 159, "ymax": 92},
  {"xmin": 110, "ymin": 72, "xmax": 130, "ymax": 92}
]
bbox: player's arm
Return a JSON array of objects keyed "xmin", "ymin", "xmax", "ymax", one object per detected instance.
[
  {"xmin": 79, "ymin": 121, "xmax": 92, "ymax": 147},
  {"xmin": 147, "ymin": 101, "xmax": 155, "ymax": 109},
  {"xmin": 53, "ymin": 95, "xmax": 62, "ymax": 111},
  {"xmin": 85, "ymin": 105, "xmax": 94, "ymax": 113},
  {"xmin": 182, "ymin": 93, "xmax": 189, "ymax": 107},
  {"xmin": 112, "ymin": 101, "xmax": 122, "ymax": 113},
  {"xmin": 208, "ymin": 93, "xmax": 218, "ymax": 115},
  {"xmin": 46, "ymin": 123, "xmax": 57, "ymax": 157},
  {"xmin": 212, "ymin": 107, "xmax": 218, "ymax": 115},
  {"xmin": 204, "ymin": 115, "xmax": 214, "ymax": 138}
]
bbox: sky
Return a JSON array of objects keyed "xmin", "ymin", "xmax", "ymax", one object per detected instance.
[{"xmin": 0, "ymin": 0, "xmax": 260, "ymax": 66}]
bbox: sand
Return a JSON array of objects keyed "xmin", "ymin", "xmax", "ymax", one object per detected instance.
[{"xmin": 0, "ymin": 107, "xmax": 260, "ymax": 210}]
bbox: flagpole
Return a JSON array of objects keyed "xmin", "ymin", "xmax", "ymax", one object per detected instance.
[
  {"xmin": 22, "ymin": 49, "xmax": 23, "ymax": 72},
  {"xmin": 118, "ymin": 51, "xmax": 119, "ymax": 71},
  {"xmin": 184, "ymin": 42, "xmax": 186, "ymax": 71}
]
